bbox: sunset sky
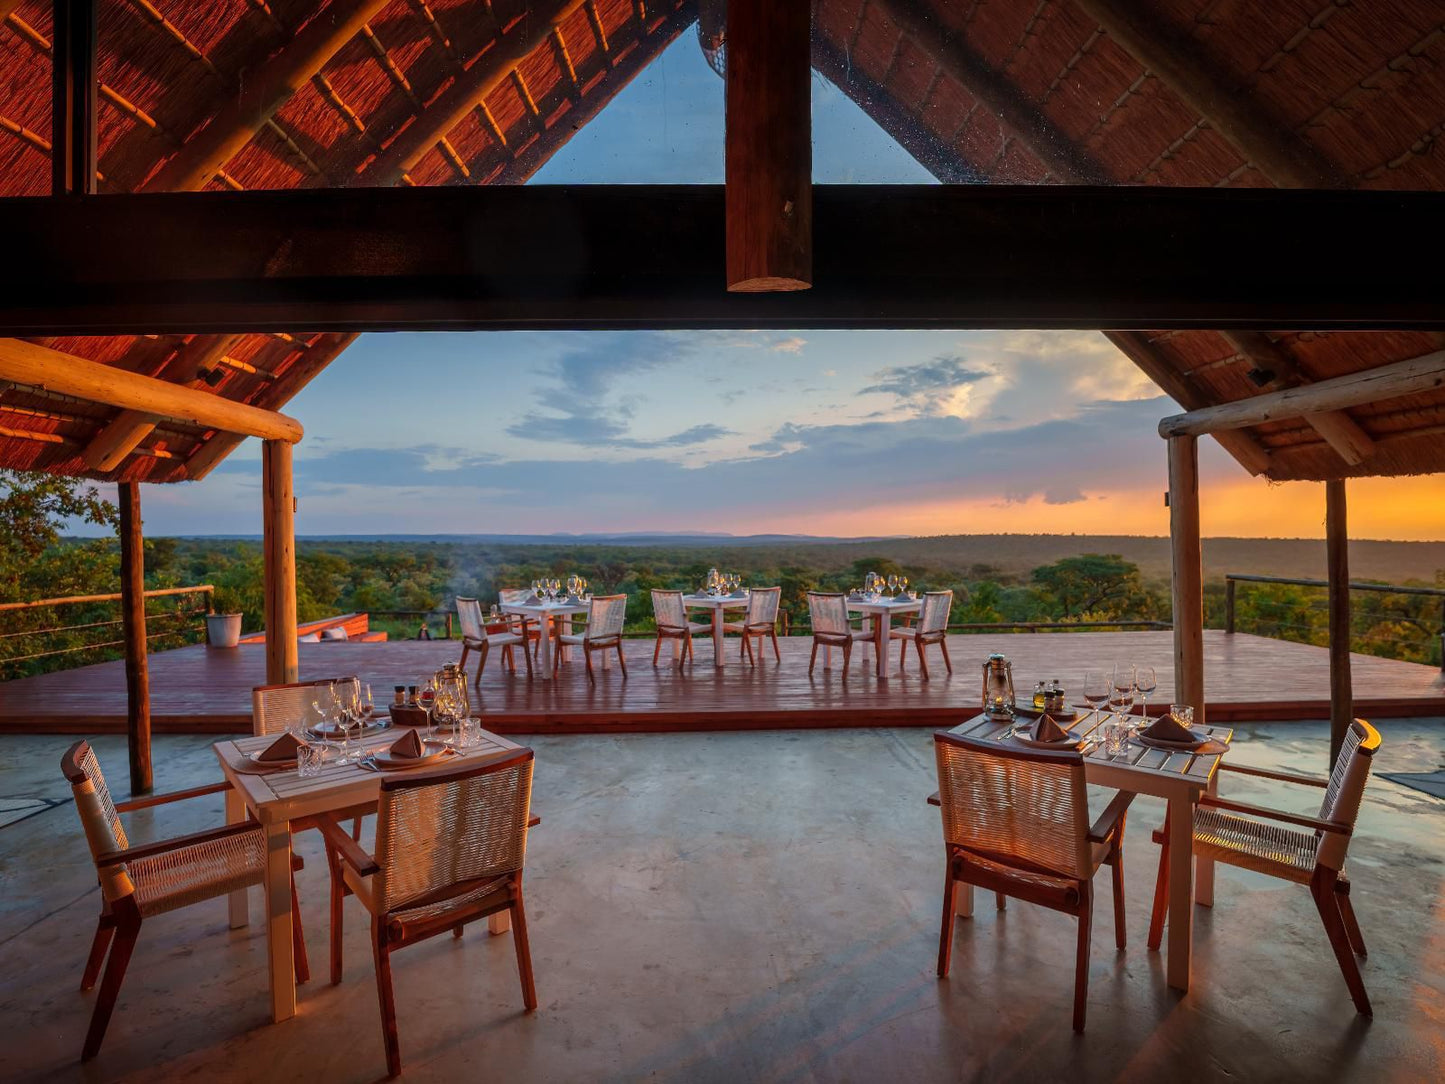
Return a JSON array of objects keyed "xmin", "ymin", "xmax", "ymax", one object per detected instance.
[{"xmin": 126, "ymin": 32, "xmax": 1444, "ymax": 541}]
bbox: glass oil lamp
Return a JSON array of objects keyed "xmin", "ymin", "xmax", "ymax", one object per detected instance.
[{"xmin": 982, "ymin": 653, "xmax": 1016, "ymax": 719}]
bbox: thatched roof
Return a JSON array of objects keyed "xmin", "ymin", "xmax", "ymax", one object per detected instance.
[
  {"xmin": 0, "ymin": 0, "xmax": 694, "ymax": 482},
  {"xmin": 0, "ymin": 0, "xmax": 1442, "ymax": 485}
]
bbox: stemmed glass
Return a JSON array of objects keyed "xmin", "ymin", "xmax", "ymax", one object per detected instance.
[
  {"xmin": 886, "ymin": 574, "xmax": 899, "ymax": 598},
  {"xmin": 1110, "ymin": 664, "xmax": 1136, "ymax": 732},
  {"xmin": 531, "ymin": 579, "xmax": 542, "ymax": 599},
  {"xmin": 1082, "ymin": 670, "xmax": 1110, "ymax": 715},
  {"xmin": 1135, "ymin": 665, "xmax": 1157, "ymax": 725},
  {"xmin": 310, "ymin": 682, "xmax": 338, "ymax": 759},
  {"xmin": 337, "ymin": 679, "xmax": 364, "ymax": 763},
  {"xmin": 899, "ymin": 575, "xmax": 910, "ymax": 598}
]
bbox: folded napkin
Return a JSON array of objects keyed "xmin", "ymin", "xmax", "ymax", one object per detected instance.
[
  {"xmin": 1142, "ymin": 713, "xmax": 1197, "ymax": 745},
  {"xmin": 389, "ymin": 729, "xmax": 426, "ymax": 759},
  {"xmin": 258, "ymin": 731, "xmax": 305, "ymax": 763},
  {"xmin": 1031, "ymin": 714, "xmax": 1072, "ymax": 743}
]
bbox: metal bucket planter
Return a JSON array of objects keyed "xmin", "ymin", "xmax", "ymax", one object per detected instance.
[{"xmin": 206, "ymin": 612, "xmax": 243, "ymax": 648}]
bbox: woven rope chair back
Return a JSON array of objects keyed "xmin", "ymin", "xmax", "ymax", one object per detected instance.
[
  {"xmin": 651, "ymin": 589, "xmax": 686, "ymax": 628},
  {"xmin": 747, "ymin": 586, "xmax": 781, "ymax": 626},
  {"xmin": 61, "ymin": 742, "xmax": 135, "ymax": 902},
  {"xmin": 1316, "ymin": 719, "xmax": 1380, "ymax": 870},
  {"xmin": 455, "ymin": 597, "xmax": 485, "ymax": 641},
  {"xmin": 933, "ymin": 732, "xmax": 1092, "ymax": 880},
  {"xmin": 252, "ymin": 676, "xmax": 356, "ymax": 736},
  {"xmin": 919, "ymin": 590, "xmax": 953, "ymax": 634},
  {"xmin": 588, "ymin": 594, "xmax": 627, "ymax": 640},
  {"xmin": 808, "ymin": 592, "xmax": 849, "ymax": 635},
  {"xmin": 374, "ymin": 751, "xmax": 534, "ymax": 913},
  {"xmin": 499, "ymin": 588, "xmax": 532, "ymax": 606}
]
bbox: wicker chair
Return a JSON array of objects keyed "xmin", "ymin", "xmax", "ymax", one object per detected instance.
[
  {"xmin": 61, "ymin": 740, "xmax": 307, "ymax": 1061},
  {"xmin": 320, "ymin": 749, "xmax": 537, "ymax": 1078},
  {"xmin": 556, "ymin": 593, "xmax": 627, "ymax": 681},
  {"xmin": 650, "ymin": 589, "xmax": 711, "ymax": 668},
  {"xmin": 933, "ymin": 730, "xmax": 1133, "ymax": 1032},
  {"xmin": 806, "ymin": 592, "xmax": 871, "ymax": 676},
  {"xmin": 723, "ymin": 586, "xmax": 782, "ymax": 666},
  {"xmin": 1146, "ymin": 717, "xmax": 1381, "ymax": 1015},
  {"xmin": 457, "ymin": 595, "xmax": 533, "ymax": 681},
  {"xmin": 892, "ymin": 590, "xmax": 953, "ymax": 678}
]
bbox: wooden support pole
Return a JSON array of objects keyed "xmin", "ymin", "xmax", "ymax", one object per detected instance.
[
  {"xmin": 51, "ymin": 0, "xmax": 97, "ymax": 197},
  {"xmin": 262, "ymin": 439, "xmax": 298, "ymax": 684},
  {"xmin": 0, "ymin": 338, "xmax": 303, "ymax": 442},
  {"xmin": 1326, "ymin": 479, "xmax": 1353, "ymax": 767},
  {"xmin": 1224, "ymin": 577, "xmax": 1236, "ymax": 635},
  {"xmin": 118, "ymin": 482, "xmax": 152, "ymax": 794},
  {"xmin": 725, "ymin": 0, "xmax": 811, "ymax": 292},
  {"xmin": 1168, "ymin": 435, "xmax": 1205, "ymax": 727},
  {"xmin": 1159, "ymin": 349, "xmax": 1445, "ymax": 439}
]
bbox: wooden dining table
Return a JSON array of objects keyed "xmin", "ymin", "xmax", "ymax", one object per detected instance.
[
  {"xmin": 682, "ymin": 593, "xmax": 750, "ymax": 668},
  {"xmin": 944, "ymin": 710, "xmax": 1232, "ymax": 992},
  {"xmin": 500, "ymin": 597, "xmax": 589, "ymax": 681},
  {"xmin": 215, "ymin": 724, "xmax": 522, "ymax": 1023},
  {"xmin": 847, "ymin": 595, "xmax": 922, "ymax": 677}
]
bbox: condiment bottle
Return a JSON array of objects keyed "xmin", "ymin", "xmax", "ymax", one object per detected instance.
[
  {"xmin": 1032, "ymin": 681, "xmax": 1047, "ymax": 709},
  {"xmin": 393, "ymin": 685, "xmax": 405, "ymax": 706}
]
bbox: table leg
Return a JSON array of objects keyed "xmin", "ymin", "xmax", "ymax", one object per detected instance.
[
  {"xmin": 263, "ymin": 819, "xmax": 296, "ymax": 1022},
  {"xmin": 537, "ymin": 614, "xmax": 553, "ymax": 681},
  {"xmin": 562, "ymin": 614, "xmax": 573, "ymax": 663},
  {"xmin": 874, "ymin": 614, "xmax": 888, "ymax": 678},
  {"xmin": 1166, "ymin": 790, "xmax": 1195, "ymax": 991},
  {"xmin": 225, "ymin": 787, "xmax": 249, "ymax": 928},
  {"xmin": 1195, "ymin": 773, "xmax": 1217, "ymax": 906},
  {"xmin": 955, "ymin": 880, "xmax": 975, "ymax": 918},
  {"xmin": 712, "ymin": 607, "xmax": 725, "ymax": 669}
]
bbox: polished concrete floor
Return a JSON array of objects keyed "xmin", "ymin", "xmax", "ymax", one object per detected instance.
[{"xmin": 1, "ymin": 721, "xmax": 1442, "ymax": 1083}]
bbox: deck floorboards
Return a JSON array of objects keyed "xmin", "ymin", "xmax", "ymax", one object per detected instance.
[{"xmin": 2, "ymin": 630, "xmax": 1441, "ymax": 734}]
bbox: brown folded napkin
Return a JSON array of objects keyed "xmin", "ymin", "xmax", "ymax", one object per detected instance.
[
  {"xmin": 1143, "ymin": 713, "xmax": 1197, "ymax": 744},
  {"xmin": 1031, "ymin": 714, "xmax": 1071, "ymax": 743},
  {"xmin": 389, "ymin": 729, "xmax": 426, "ymax": 759},
  {"xmin": 258, "ymin": 731, "xmax": 305, "ymax": 763}
]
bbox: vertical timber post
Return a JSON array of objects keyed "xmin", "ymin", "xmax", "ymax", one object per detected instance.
[
  {"xmin": 262, "ymin": 439, "xmax": 299, "ymax": 684},
  {"xmin": 52, "ymin": 0, "xmax": 98, "ymax": 197},
  {"xmin": 1224, "ymin": 577, "xmax": 1236, "ymax": 634},
  {"xmin": 1326, "ymin": 479, "xmax": 1353, "ymax": 767},
  {"xmin": 725, "ymin": 0, "xmax": 812, "ymax": 292},
  {"xmin": 118, "ymin": 483, "xmax": 152, "ymax": 794},
  {"xmin": 1168, "ymin": 435, "xmax": 1205, "ymax": 727}
]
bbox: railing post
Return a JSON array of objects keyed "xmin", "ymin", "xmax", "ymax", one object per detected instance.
[
  {"xmin": 445, "ymin": 613, "xmax": 453, "ymax": 639},
  {"xmin": 1225, "ymin": 577, "xmax": 1236, "ymax": 634}
]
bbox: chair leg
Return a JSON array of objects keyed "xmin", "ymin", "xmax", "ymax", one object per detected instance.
[
  {"xmin": 80, "ymin": 914, "xmax": 115, "ymax": 992},
  {"xmin": 291, "ymin": 872, "xmax": 310, "ymax": 984},
  {"xmin": 937, "ymin": 865, "xmax": 958, "ymax": 978},
  {"xmin": 371, "ymin": 919, "xmax": 403, "ymax": 1078},
  {"xmin": 1110, "ymin": 835, "xmax": 1127, "ymax": 951},
  {"xmin": 584, "ymin": 647, "xmax": 595, "ymax": 683},
  {"xmin": 939, "ymin": 637, "xmax": 953, "ymax": 674},
  {"xmin": 511, "ymin": 885, "xmax": 539, "ymax": 1012},
  {"xmin": 81, "ymin": 914, "xmax": 140, "ymax": 1061},
  {"xmin": 616, "ymin": 642, "xmax": 627, "ymax": 677},
  {"xmin": 478, "ymin": 641, "xmax": 490, "ymax": 676},
  {"xmin": 916, "ymin": 637, "xmax": 930, "ymax": 681},
  {"xmin": 653, "ymin": 635, "xmax": 663, "ymax": 665},
  {"xmin": 771, "ymin": 630, "xmax": 781, "ymax": 662},
  {"xmin": 996, "ymin": 892, "xmax": 1007, "ymax": 911},
  {"xmin": 328, "ymin": 850, "xmax": 346, "ymax": 986},
  {"xmin": 1073, "ymin": 883, "xmax": 1093, "ymax": 1033},
  {"xmin": 458, "ymin": 642, "xmax": 471, "ymax": 679},
  {"xmin": 503, "ymin": 643, "xmax": 516, "ymax": 674},
  {"xmin": 1312, "ymin": 869, "xmax": 1372, "ymax": 1015},
  {"xmin": 809, "ymin": 639, "xmax": 819, "ymax": 675},
  {"xmin": 521, "ymin": 636, "xmax": 534, "ymax": 678},
  {"xmin": 742, "ymin": 632, "xmax": 755, "ymax": 667},
  {"xmin": 1336, "ymin": 884, "xmax": 1367, "ymax": 957},
  {"xmin": 1147, "ymin": 819, "xmax": 1169, "ymax": 952},
  {"xmin": 842, "ymin": 640, "xmax": 852, "ymax": 678}
]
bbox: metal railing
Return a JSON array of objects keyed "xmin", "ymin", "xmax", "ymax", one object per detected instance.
[
  {"xmin": 369, "ymin": 609, "xmax": 454, "ymax": 639},
  {"xmin": 0, "ymin": 585, "xmax": 215, "ymax": 673},
  {"xmin": 1224, "ymin": 573, "xmax": 1445, "ymax": 669}
]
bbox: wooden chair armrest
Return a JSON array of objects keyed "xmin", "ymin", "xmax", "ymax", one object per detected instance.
[
  {"xmin": 114, "ymin": 779, "xmax": 230, "ymax": 813},
  {"xmin": 1199, "ymin": 795, "xmax": 1352, "ymax": 835},
  {"xmin": 926, "ymin": 790, "xmax": 941, "ymax": 807},
  {"xmin": 315, "ymin": 814, "xmax": 381, "ymax": 876},
  {"xmin": 1219, "ymin": 763, "xmax": 1328, "ymax": 787},
  {"xmin": 96, "ymin": 820, "xmax": 259, "ymax": 866},
  {"xmin": 1087, "ymin": 789, "xmax": 1136, "ymax": 844}
]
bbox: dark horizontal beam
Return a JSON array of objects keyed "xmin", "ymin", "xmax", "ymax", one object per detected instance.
[{"xmin": 3, "ymin": 185, "xmax": 1443, "ymax": 334}]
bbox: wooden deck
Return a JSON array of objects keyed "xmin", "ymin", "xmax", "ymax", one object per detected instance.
[{"xmin": 2, "ymin": 631, "xmax": 1441, "ymax": 735}]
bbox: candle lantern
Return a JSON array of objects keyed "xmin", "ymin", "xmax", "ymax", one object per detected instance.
[{"xmin": 982, "ymin": 652, "xmax": 1016, "ymax": 719}]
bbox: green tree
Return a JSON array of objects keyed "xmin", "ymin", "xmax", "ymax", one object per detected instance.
[{"xmin": 1030, "ymin": 554, "xmax": 1141, "ymax": 620}]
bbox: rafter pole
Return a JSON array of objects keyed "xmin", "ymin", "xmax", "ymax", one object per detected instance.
[
  {"xmin": 1072, "ymin": 0, "xmax": 1344, "ymax": 189},
  {"xmin": 1326, "ymin": 478, "xmax": 1353, "ymax": 768},
  {"xmin": 51, "ymin": 0, "xmax": 97, "ymax": 196},
  {"xmin": 360, "ymin": 0, "xmax": 582, "ymax": 186},
  {"xmin": 879, "ymin": 0, "xmax": 1110, "ymax": 184},
  {"xmin": 1218, "ymin": 330, "xmax": 1375, "ymax": 465},
  {"xmin": 1105, "ymin": 331, "xmax": 1272, "ymax": 475},
  {"xmin": 141, "ymin": 0, "xmax": 392, "ymax": 192}
]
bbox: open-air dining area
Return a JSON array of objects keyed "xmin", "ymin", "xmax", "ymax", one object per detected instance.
[{"xmin": 4, "ymin": 0, "xmax": 1445, "ymax": 1080}]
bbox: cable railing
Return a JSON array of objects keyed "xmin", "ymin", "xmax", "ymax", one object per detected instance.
[
  {"xmin": 1223, "ymin": 573, "xmax": 1445, "ymax": 669},
  {"xmin": 0, "ymin": 586, "xmax": 215, "ymax": 677}
]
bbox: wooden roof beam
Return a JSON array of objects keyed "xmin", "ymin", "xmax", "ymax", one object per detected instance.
[
  {"xmin": 1159, "ymin": 349, "xmax": 1445, "ymax": 439},
  {"xmin": 360, "ymin": 0, "xmax": 584, "ymax": 186},
  {"xmin": 1105, "ymin": 331, "xmax": 1271, "ymax": 475},
  {"xmin": 878, "ymin": 0, "xmax": 1111, "ymax": 184},
  {"xmin": 142, "ymin": 0, "xmax": 392, "ymax": 192},
  {"xmin": 1071, "ymin": 0, "xmax": 1345, "ymax": 189},
  {"xmin": 1218, "ymin": 330, "xmax": 1375, "ymax": 465},
  {"xmin": 0, "ymin": 338, "xmax": 302, "ymax": 442}
]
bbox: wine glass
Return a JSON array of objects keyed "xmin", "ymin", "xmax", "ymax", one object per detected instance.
[
  {"xmin": 358, "ymin": 682, "xmax": 374, "ymax": 726},
  {"xmin": 531, "ymin": 578, "xmax": 542, "ymax": 599},
  {"xmin": 899, "ymin": 575, "xmax": 910, "ymax": 598},
  {"xmin": 1110, "ymin": 664, "xmax": 1136, "ymax": 729},
  {"xmin": 337, "ymin": 679, "xmax": 362, "ymax": 762},
  {"xmin": 1135, "ymin": 665, "xmax": 1157, "ymax": 724},
  {"xmin": 1082, "ymin": 669, "xmax": 1110, "ymax": 714},
  {"xmin": 311, "ymin": 683, "xmax": 337, "ymax": 756},
  {"xmin": 886, "ymin": 574, "xmax": 899, "ymax": 598}
]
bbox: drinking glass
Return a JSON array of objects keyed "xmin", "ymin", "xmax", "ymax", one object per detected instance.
[
  {"xmin": 297, "ymin": 742, "xmax": 325, "ymax": 778},
  {"xmin": 1110, "ymin": 664, "xmax": 1135, "ymax": 726},
  {"xmin": 1169, "ymin": 703, "xmax": 1195, "ymax": 729},
  {"xmin": 311, "ymin": 684, "xmax": 337, "ymax": 756},
  {"xmin": 886, "ymin": 574, "xmax": 899, "ymax": 598},
  {"xmin": 459, "ymin": 715, "xmax": 481, "ymax": 749},
  {"xmin": 358, "ymin": 682, "xmax": 374, "ymax": 727},
  {"xmin": 899, "ymin": 576, "xmax": 909, "ymax": 597},
  {"xmin": 1135, "ymin": 665, "xmax": 1157, "ymax": 723},
  {"xmin": 1082, "ymin": 669, "xmax": 1110, "ymax": 714},
  {"xmin": 337, "ymin": 680, "xmax": 362, "ymax": 762}
]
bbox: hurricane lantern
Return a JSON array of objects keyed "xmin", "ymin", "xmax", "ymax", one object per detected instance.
[{"xmin": 982, "ymin": 653, "xmax": 1016, "ymax": 719}]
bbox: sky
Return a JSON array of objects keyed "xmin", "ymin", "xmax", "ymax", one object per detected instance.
[{"xmin": 122, "ymin": 32, "xmax": 1445, "ymax": 541}]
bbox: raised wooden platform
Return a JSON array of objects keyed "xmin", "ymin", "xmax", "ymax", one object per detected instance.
[{"xmin": 2, "ymin": 631, "xmax": 1441, "ymax": 735}]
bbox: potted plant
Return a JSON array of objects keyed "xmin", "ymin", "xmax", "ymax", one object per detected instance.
[{"xmin": 206, "ymin": 612, "xmax": 243, "ymax": 648}]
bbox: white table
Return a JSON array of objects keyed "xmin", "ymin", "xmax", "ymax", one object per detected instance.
[
  {"xmin": 215, "ymin": 726, "xmax": 521, "ymax": 1022},
  {"xmin": 682, "ymin": 593, "xmax": 751, "ymax": 668},
  {"xmin": 500, "ymin": 598, "xmax": 589, "ymax": 680},
  {"xmin": 846, "ymin": 595, "xmax": 922, "ymax": 678}
]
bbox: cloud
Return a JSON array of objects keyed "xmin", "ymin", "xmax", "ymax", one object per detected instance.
[
  {"xmin": 506, "ymin": 415, "xmax": 730, "ymax": 449},
  {"xmin": 859, "ymin": 354, "xmax": 993, "ymax": 415},
  {"xmin": 770, "ymin": 336, "xmax": 807, "ymax": 354}
]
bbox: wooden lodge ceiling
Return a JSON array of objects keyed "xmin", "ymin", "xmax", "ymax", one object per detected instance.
[{"xmin": 0, "ymin": 0, "xmax": 1443, "ymax": 486}]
